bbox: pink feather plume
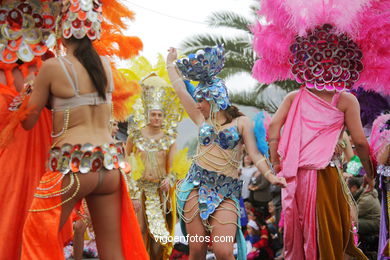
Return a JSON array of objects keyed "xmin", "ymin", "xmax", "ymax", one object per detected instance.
[
  {"xmin": 251, "ymin": 22, "xmax": 294, "ymax": 83},
  {"xmin": 370, "ymin": 113, "xmax": 390, "ymax": 161},
  {"xmin": 354, "ymin": 0, "xmax": 390, "ymax": 95},
  {"xmin": 252, "ymin": 0, "xmax": 390, "ymax": 95}
]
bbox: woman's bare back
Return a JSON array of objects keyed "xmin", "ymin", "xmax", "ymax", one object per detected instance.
[{"xmin": 47, "ymin": 55, "xmax": 114, "ymax": 146}]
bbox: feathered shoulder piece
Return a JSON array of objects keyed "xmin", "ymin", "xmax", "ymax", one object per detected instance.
[{"xmin": 93, "ymin": 0, "xmax": 143, "ymax": 121}]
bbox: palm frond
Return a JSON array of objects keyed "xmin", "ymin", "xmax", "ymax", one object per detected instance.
[
  {"xmin": 252, "ymin": 79, "xmax": 300, "ymax": 95},
  {"xmin": 229, "ymin": 89, "xmax": 279, "ymax": 113},
  {"xmin": 229, "ymin": 81, "xmax": 291, "ymax": 113},
  {"xmin": 180, "ymin": 35, "xmax": 255, "ymax": 79},
  {"xmin": 180, "ymin": 34, "xmax": 252, "ymax": 55},
  {"xmin": 229, "ymin": 90, "xmax": 257, "ymax": 106},
  {"xmin": 206, "ymin": 11, "xmax": 253, "ymax": 33},
  {"xmin": 219, "ymin": 66, "xmax": 251, "ymax": 79},
  {"xmin": 223, "ymin": 53, "xmax": 254, "ymax": 75},
  {"xmin": 273, "ymin": 80, "xmax": 300, "ymax": 92},
  {"xmin": 249, "ymin": 4, "xmax": 259, "ymax": 18}
]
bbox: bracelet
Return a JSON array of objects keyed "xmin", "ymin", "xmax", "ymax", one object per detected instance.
[
  {"xmin": 263, "ymin": 169, "xmax": 272, "ymax": 178},
  {"xmin": 268, "ymin": 138, "xmax": 279, "ymax": 143},
  {"xmin": 171, "ymin": 78, "xmax": 182, "ymax": 85},
  {"xmin": 255, "ymin": 157, "xmax": 266, "ymax": 168}
]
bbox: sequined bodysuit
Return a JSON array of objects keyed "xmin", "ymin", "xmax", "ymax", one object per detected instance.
[
  {"xmin": 176, "ymin": 117, "xmax": 247, "ymax": 260},
  {"xmin": 177, "ymin": 117, "xmax": 244, "ymax": 227}
]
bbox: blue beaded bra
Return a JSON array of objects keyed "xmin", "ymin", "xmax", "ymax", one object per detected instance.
[{"xmin": 198, "ymin": 121, "xmax": 241, "ymax": 150}]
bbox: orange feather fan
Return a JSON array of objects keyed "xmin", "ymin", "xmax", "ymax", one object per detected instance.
[
  {"xmin": 101, "ymin": 0, "xmax": 135, "ymax": 29},
  {"xmin": 93, "ymin": 22, "xmax": 143, "ymax": 59},
  {"xmin": 111, "ymin": 63, "xmax": 141, "ymax": 121},
  {"xmin": 94, "ymin": 0, "xmax": 143, "ymax": 59},
  {"xmin": 93, "ymin": 0, "xmax": 143, "ymax": 121}
]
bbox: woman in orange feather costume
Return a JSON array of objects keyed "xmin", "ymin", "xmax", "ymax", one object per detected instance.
[
  {"xmin": 0, "ymin": 0, "xmax": 148, "ymax": 259},
  {"xmin": 0, "ymin": 1, "xmax": 57, "ymax": 258}
]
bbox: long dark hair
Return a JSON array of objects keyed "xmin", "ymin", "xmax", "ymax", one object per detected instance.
[
  {"xmin": 68, "ymin": 37, "xmax": 107, "ymax": 99},
  {"xmin": 222, "ymin": 105, "xmax": 244, "ymax": 125}
]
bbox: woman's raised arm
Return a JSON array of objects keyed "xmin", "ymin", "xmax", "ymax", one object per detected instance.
[{"xmin": 166, "ymin": 48, "xmax": 203, "ymax": 125}]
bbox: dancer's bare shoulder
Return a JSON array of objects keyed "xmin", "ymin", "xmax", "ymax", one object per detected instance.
[
  {"xmin": 337, "ymin": 91, "xmax": 359, "ymax": 112},
  {"xmin": 285, "ymin": 90, "xmax": 299, "ymax": 101},
  {"xmin": 277, "ymin": 90, "xmax": 299, "ymax": 112}
]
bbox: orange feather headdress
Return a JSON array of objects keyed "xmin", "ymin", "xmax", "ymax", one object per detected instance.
[{"xmin": 58, "ymin": 0, "xmax": 144, "ymax": 121}]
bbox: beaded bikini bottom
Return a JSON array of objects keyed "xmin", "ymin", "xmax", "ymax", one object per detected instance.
[
  {"xmin": 177, "ymin": 163, "xmax": 243, "ymax": 230},
  {"xmin": 48, "ymin": 143, "xmax": 126, "ymax": 174},
  {"xmin": 31, "ymin": 143, "xmax": 126, "ymax": 212}
]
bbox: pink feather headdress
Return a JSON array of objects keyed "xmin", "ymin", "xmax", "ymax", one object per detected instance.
[
  {"xmin": 370, "ymin": 113, "xmax": 390, "ymax": 161},
  {"xmin": 252, "ymin": 0, "xmax": 390, "ymax": 95}
]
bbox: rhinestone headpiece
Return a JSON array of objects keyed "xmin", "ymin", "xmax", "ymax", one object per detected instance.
[
  {"xmin": 0, "ymin": 1, "xmax": 60, "ymax": 63},
  {"xmin": 59, "ymin": 0, "xmax": 102, "ymax": 40},
  {"xmin": 290, "ymin": 24, "xmax": 363, "ymax": 92}
]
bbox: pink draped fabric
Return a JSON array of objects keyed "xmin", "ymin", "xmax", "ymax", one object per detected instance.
[{"xmin": 278, "ymin": 87, "xmax": 344, "ymax": 259}]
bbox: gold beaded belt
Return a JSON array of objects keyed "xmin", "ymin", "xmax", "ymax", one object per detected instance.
[{"xmin": 48, "ymin": 143, "xmax": 126, "ymax": 174}]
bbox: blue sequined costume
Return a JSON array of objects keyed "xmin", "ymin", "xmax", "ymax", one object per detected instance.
[
  {"xmin": 176, "ymin": 119, "xmax": 247, "ymax": 260},
  {"xmin": 198, "ymin": 122, "xmax": 241, "ymax": 150},
  {"xmin": 175, "ymin": 45, "xmax": 247, "ymax": 259}
]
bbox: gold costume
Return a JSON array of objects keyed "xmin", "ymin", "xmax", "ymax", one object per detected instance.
[{"xmin": 124, "ymin": 59, "xmax": 188, "ymax": 259}]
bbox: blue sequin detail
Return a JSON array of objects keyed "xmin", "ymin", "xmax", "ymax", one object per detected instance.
[
  {"xmin": 175, "ymin": 45, "xmax": 231, "ymax": 111},
  {"xmin": 198, "ymin": 122, "xmax": 241, "ymax": 150},
  {"xmin": 186, "ymin": 164, "xmax": 243, "ymax": 220}
]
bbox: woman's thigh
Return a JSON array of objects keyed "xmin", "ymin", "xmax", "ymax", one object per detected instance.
[
  {"xmin": 183, "ymin": 189, "xmax": 208, "ymax": 256},
  {"xmin": 86, "ymin": 187, "xmax": 123, "ymax": 259},
  {"xmin": 209, "ymin": 199, "xmax": 238, "ymax": 249}
]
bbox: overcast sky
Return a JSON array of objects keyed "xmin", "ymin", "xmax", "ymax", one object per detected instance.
[{"xmin": 122, "ymin": 0, "xmax": 258, "ymax": 91}]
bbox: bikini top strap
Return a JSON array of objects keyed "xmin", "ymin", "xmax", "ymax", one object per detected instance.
[{"xmin": 58, "ymin": 57, "xmax": 79, "ymax": 96}]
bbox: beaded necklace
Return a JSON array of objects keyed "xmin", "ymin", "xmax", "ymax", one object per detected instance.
[{"xmin": 193, "ymin": 109, "xmax": 241, "ymax": 173}]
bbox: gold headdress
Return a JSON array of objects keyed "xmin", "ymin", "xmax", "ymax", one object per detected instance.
[
  {"xmin": 122, "ymin": 55, "xmax": 185, "ymax": 150},
  {"xmin": 140, "ymin": 73, "xmax": 168, "ymax": 113},
  {"xmin": 0, "ymin": 1, "xmax": 61, "ymax": 63}
]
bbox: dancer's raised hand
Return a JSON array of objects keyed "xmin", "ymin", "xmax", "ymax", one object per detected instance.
[{"xmin": 167, "ymin": 47, "xmax": 177, "ymax": 64}]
